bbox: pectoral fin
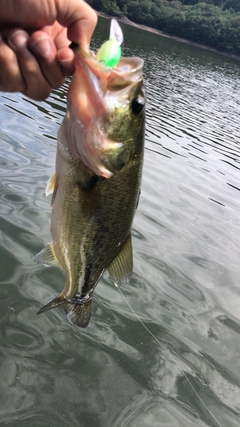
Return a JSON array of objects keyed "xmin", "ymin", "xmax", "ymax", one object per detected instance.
[
  {"xmin": 33, "ymin": 242, "xmax": 60, "ymax": 267},
  {"xmin": 45, "ymin": 171, "xmax": 58, "ymax": 206},
  {"xmin": 108, "ymin": 234, "xmax": 133, "ymax": 286},
  {"xmin": 45, "ymin": 171, "xmax": 56, "ymax": 196}
]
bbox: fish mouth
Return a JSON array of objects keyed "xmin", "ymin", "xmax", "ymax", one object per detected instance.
[
  {"xmin": 66, "ymin": 46, "xmax": 144, "ymax": 178},
  {"xmin": 74, "ymin": 45, "xmax": 144, "ymax": 89}
]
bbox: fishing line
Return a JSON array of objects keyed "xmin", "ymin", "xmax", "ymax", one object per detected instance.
[{"xmin": 115, "ymin": 284, "xmax": 223, "ymax": 427}]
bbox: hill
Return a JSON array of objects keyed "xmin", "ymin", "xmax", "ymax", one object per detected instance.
[{"xmin": 86, "ymin": 0, "xmax": 240, "ymax": 54}]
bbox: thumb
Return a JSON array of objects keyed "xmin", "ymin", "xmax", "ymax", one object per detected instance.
[
  {"xmin": 1, "ymin": 0, "xmax": 97, "ymax": 50},
  {"xmin": 56, "ymin": 0, "xmax": 97, "ymax": 50}
]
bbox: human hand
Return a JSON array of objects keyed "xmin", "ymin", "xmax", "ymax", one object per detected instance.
[{"xmin": 0, "ymin": 0, "xmax": 97, "ymax": 100}]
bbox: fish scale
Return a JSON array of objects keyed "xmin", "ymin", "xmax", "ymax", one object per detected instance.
[{"xmin": 34, "ymin": 41, "xmax": 145, "ymax": 327}]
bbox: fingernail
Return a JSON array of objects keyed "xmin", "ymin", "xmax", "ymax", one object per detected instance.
[
  {"xmin": 30, "ymin": 37, "xmax": 51, "ymax": 58},
  {"xmin": 8, "ymin": 30, "xmax": 28, "ymax": 49},
  {"xmin": 59, "ymin": 58, "xmax": 73, "ymax": 68}
]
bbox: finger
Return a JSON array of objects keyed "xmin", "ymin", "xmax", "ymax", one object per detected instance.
[
  {"xmin": 36, "ymin": 25, "xmax": 75, "ymax": 76},
  {"xmin": 39, "ymin": 23, "xmax": 69, "ymax": 49},
  {"xmin": 29, "ymin": 31, "xmax": 65, "ymax": 88},
  {"xmin": 56, "ymin": 47, "xmax": 75, "ymax": 76},
  {"xmin": 8, "ymin": 29, "xmax": 51, "ymax": 100},
  {"xmin": 0, "ymin": 33, "xmax": 26, "ymax": 93},
  {"xmin": 57, "ymin": 1, "xmax": 97, "ymax": 51},
  {"xmin": 1, "ymin": 0, "xmax": 97, "ymax": 50}
]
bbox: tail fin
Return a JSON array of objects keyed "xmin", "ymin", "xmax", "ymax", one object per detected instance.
[
  {"xmin": 37, "ymin": 296, "xmax": 92, "ymax": 328},
  {"xmin": 65, "ymin": 299, "xmax": 92, "ymax": 328},
  {"xmin": 37, "ymin": 296, "xmax": 66, "ymax": 314}
]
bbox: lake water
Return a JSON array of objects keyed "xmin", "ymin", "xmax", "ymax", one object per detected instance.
[{"xmin": 0, "ymin": 16, "xmax": 240, "ymax": 427}]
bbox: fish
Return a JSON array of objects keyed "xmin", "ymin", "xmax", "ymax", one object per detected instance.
[{"xmin": 34, "ymin": 44, "xmax": 145, "ymax": 328}]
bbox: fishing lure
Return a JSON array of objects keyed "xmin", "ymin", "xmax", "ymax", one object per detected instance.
[{"xmin": 96, "ymin": 19, "xmax": 123, "ymax": 68}]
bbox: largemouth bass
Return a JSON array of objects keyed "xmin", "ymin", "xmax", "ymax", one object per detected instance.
[{"xmin": 34, "ymin": 44, "xmax": 145, "ymax": 327}]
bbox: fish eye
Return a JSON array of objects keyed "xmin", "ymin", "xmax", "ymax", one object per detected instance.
[{"xmin": 131, "ymin": 97, "xmax": 145, "ymax": 114}]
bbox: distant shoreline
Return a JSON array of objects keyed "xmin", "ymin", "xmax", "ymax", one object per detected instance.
[{"xmin": 97, "ymin": 11, "xmax": 240, "ymax": 62}]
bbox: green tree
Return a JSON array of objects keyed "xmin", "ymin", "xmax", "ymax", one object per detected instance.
[{"xmin": 86, "ymin": 0, "xmax": 240, "ymax": 54}]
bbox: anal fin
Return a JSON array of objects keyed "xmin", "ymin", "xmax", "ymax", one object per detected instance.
[
  {"xmin": 108, "ymin": 234, "xmax": 133, "ymax": 286},
  {"xmin": 33, "ymin": 242, "xmax": 60, "ymax": 267}
]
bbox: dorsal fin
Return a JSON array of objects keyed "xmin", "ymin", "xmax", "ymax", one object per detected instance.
[{"xmin": 108, "ymin": 234, "xmax": 133, "ymax": 286}]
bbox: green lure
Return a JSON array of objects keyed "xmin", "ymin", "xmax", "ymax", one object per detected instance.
[
  {"xmin": 96, "ymin": 39, "xmax": 122, "ymax": 68},
  {"xmin": 96, "ymin": 19, "xmax": 123, "ymax": 68}
]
